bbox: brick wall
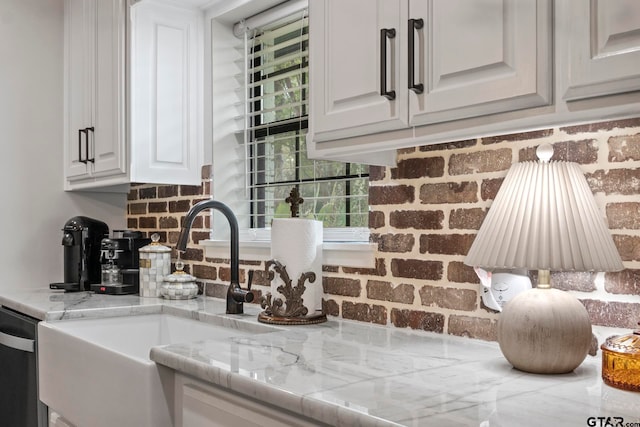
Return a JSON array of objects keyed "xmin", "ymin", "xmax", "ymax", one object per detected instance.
[{"xmin": 127, "ymin": 117, "xmax": 640, "ymax": 342}]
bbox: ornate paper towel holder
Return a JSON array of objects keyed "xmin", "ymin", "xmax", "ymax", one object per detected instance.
[{"xmin": 258, "ymin": 259, "xmax": 327, "ymax": 325}]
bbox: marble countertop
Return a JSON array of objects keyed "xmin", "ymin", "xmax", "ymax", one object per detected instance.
[{"xmin": 2, "ymin": 288, "xmax": 640, "ymax": 426}]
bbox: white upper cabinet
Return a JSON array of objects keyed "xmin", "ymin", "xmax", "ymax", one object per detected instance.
[
  {"xmin": 64, "ymin": 0, "xmax": 126, "ymax": 187},
  {"xmin": 408, "ymin": 0, "xmax": 551, "ymax": 126},
  {"xmin": 63, "ymin": 0, "xmax": 204, "ymax": 191},
  {"xmin": 308, "ymin": 0, "xmax": 640, "ymax": 166},
  {"xmin": 308, "ymin": 0, "xmax": 552, "ymax": 161},
  {"xmin": 130, "ymin": 1, "xmax": 203, "ymax": 185},
  {"xmin": 310, "ymin": 0, "xmax": 408, "ymax": 140},
  {"xmin": 560, "ymin": 0, "xmax": 640, "ymax": 101}
]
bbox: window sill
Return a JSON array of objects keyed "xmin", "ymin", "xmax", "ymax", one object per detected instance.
[{"xmin": 200, "ymin": 239, "xmax": 376, "ymax": 268}]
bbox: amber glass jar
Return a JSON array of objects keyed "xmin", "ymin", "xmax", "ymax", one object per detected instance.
[{"xmin": 601, "ymin": 327, "xmax": 640, "ymax": 392}]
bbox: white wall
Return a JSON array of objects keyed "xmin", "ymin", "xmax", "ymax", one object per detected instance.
[{"xmin": 0, "ymin": 0, "xmax": 127, "ymax": 288}]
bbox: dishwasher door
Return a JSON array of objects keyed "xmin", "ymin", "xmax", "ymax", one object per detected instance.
[{"xmin": 0, "ymin": 306, "xmax": 46, "ymax": 427}]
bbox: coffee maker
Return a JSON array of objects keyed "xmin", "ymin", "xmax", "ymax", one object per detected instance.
[
  {"xmin": 91, "ymin": 230, "xmax": 151, "ymax": 295},
  {"xmin": 50, "ymin": 216, "xmax": 109, "ymax": 292}
]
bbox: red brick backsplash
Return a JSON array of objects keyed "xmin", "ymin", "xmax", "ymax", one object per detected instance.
[
  {"xmin": 587, "ymin": 169, "xmax": 640, "ymax": 195},
  {"xmin": 418, "ymin": 285, "xmax": 477, "ymax": 311},
  {"xmin": 390, "ymin": 309, "xmax": 445, "ymax": 333},
  {"xmin": 448, "ymin": 315, "xmax": 497, "ymax": 341},
  {"xmin": 449, "ymin": 208, "xmax": 486, "ymax": 230},
  {"xmin": 608, "ymin": 133, "xmax": 640, "ymax": 162},
  {"xmin": 342, "ymin": 302, "xmax": 387, "ymax": 325},
  {"xmin": 448, "ymin": 148, "xmax": 512, "ymax": 175},
  {"xmin": 419, "ymin": 234, "xmax": 475, "ymax": 256},
  {"xmin": 607, "ymin": 202, "xmax": 640, "ymax": 229},
  {"xmin": 613, "ymin": 235, "xmax": 640, "ymax": 261},
  {"xmin": 368, "ymin": 211, "xmax": 385, "ymax": 229},
  {"xmin": 323, "ymin": 277, "xmax": 361, "ymax": 297},
  {"xmin": 480, "ymin": 178, "xmax": 504, "ymax": 201},
  {"xmin": 391, "ymin": 157, "xmax": 445, "ymax": 179},
  {"xmin": 126, "ymin": 118, "xmax": 640, "ymax": 343},
  {"xmin": 420, "ymin": 181, "xmax": 479, "ymax": 204},
  {"xmin": 369, "ymin": 184, "xmax": 415, "ymax": 205},
  {"xmin": 447, "ymin": 261, "xmax": 479, "ymax": 284},
  {"xmin": 581, "ymin": 299, "xmax": 640, "ymax": 329},
  {"xmin": 372, "ymin": 233, "xmax": 415, "ymax": 253},
  {"xmin": 391, "ymin": 259, "xmax": 443, "ymax": 281},
  {"xmin": 390, "ymin": 210, "xmax": 444, "ymax": 229},
  {"xmin": 366, "ymin": 280, "xmax": 415, "ymax": 304},
  {"xmin": 605, "ymin": 270, "xmax": 640, "ymax": 295},
  {"xmin": 550, "ymin": 272, "xmax": 597, "ymax": 292}
]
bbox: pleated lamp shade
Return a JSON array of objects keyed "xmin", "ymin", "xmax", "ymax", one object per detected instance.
[
  {"xmin": 465, "ymin": 144, "xmax": 624, "ymax": 374},
  {"xmin": 465, "ymin": 158, "xmax": 624, "ymax": 272}
]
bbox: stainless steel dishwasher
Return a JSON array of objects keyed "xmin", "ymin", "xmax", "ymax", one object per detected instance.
[{"xmin": 0, "ymin": 306, "xmax": 48, "ymax": 426}]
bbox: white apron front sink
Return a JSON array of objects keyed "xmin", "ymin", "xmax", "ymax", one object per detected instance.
[{"xmin": 38, "ymin": 313, "xmax": 274, "ymax": 427}]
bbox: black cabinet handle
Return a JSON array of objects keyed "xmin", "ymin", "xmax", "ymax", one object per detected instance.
[
  {"xmin": 380, "ymin": 28, "xmax": 396, "ymax": 100},
  {"xmin": 78, "ymin": 128, "xmax": 88, "ymax": 164},
  {"xmin": 408, "ymin": 18, "xmax": 424, "ymax": 94},
  {"xmin": 86, "ymin": 127, "xmax": 95, "ymax": 163}
]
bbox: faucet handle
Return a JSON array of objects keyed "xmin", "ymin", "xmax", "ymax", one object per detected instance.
[{"xmin": 247, "ymin": 270, "xmax": 254, "ymax": 290}]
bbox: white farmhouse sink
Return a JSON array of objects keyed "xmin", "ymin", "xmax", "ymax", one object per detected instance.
[{"xmin": 38, "ymin": 313, "xmax": 273, "ymax": 427}]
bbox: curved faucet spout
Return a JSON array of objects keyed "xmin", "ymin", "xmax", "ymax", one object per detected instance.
[
  {"xmin": 177, "ymin": 199, "xmax": 253, "ymax": 314},
  {"xmin": 176, "ymin": 199, "xmax": 239, "ymax": 286}
]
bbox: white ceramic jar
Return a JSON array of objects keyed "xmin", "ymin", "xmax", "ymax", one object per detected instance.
[{"xmin": 138, "ymin": 233, "xmax": 171, "ymax": 297}]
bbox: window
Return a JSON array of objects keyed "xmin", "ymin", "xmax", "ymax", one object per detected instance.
[{"xmin": 243, "ymin": 9, "xmax": 369, "ymax": 229}]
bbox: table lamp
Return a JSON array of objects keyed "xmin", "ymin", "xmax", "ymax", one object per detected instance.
[{"xmin": 465, "ymin": 143, "xmax": 624, "ymax": 374}]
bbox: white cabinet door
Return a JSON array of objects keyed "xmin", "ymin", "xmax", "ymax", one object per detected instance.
[
  {"xmin": 92, "ymin": 0, "xmax": 126, "ymax": 176},
  {"xmin": 130, "ymin": 1, "xmax": 203, "ymax": 185},
  {"xmin": 561, "ymin": 0, "xmax": 640, "ymax": 101},
  {"xmin": 175, "ymin": 375, "xmax": 319, "ymax": 427},
  {"xmin": 64, "ymin": 0, "xmax": 204, "ymax": 190},
  {"xmin": 307, "ymin": 0, "xmax": 551, "ymax": 165},
  {"xmin": 64, "ymin": 0, "xmax": 92, "ymax": 180},
  {"xmin": 309, "ymin": 0, "xmax": 408, "ymax": 142},
  {"xmin": 408, "ymin": 0, "xmax": 552, "ymax": 126},
  {"xmin": 63, "ymin": 0, "xmax": 126, "ymax": 187}
]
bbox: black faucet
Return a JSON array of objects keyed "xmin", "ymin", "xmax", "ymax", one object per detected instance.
[{"xmin": 175, "ymin": 199, "xmax": 254, "ymax": 314}]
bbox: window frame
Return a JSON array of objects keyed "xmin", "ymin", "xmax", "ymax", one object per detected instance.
[
  {"xmin": 244, "ymin": 10, "xmax": 370, "ymax": 233},
  {"xmin": 208, "ymin": 1, "xmax": 371, "ymax": 247}
]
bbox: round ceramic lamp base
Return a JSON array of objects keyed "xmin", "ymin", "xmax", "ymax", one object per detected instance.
[{"xmin": 498, "ymin": 287, "xmax": 592, "ymax": 374}]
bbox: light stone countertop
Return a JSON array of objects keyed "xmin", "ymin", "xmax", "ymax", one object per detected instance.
[{"xmin": 2, "ymin": 288, "xmax": 640, "ymax": 426}]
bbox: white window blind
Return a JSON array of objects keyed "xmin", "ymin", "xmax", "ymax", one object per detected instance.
[{"xmin": 242, "ymin": 8, "xmax": 369, "ymax": 229}]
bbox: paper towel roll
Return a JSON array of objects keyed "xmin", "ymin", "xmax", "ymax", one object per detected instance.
[{"xmin": 270, "ymin": 218, "xmax": 323, "ymax": 315}]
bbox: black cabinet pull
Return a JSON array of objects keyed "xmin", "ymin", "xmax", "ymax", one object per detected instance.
[
  {"xmin": 380, "ymin": 28, "xmax": 396, "ymax": 100},
  {"xmin": 78, "ymin": 128, "xmax": 88, "ymax": 164},
  {"xmin": 408, "ymin": 18, "xmax": 424, "ymax": 94},
  {"xmin": 86, "ymin": 127, "xmax": 95, "ymax": 163}
]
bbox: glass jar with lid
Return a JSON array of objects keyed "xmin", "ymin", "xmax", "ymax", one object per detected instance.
[{"xmin": 601, "ymin": 324, "xmax": 640, "ymax": 392}]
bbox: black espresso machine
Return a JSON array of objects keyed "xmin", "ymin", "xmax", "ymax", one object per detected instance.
[
  {"xmin": 91, "ymin": 230, "xmax": 151, "ymax": 295},
  {"xmin": 50, "ymin": 216, "xmax": 109, "ymax": 292}
]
